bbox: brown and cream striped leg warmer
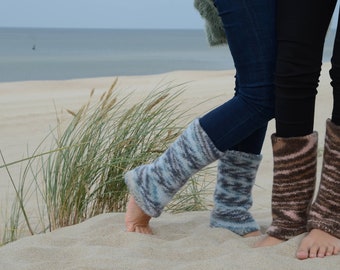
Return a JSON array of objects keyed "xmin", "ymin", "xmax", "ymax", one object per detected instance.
[
  {"xmin": 307, "ymin": 119, "xmax": 340, "ymax": 238},
  {"xmin": 266, "ymin": 132, "xmax": 318, "ymax": 240}
]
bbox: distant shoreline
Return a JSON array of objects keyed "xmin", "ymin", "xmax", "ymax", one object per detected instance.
[{"xmin": 0, "ymin": 27, "xmax": 336, "ymax": 83}]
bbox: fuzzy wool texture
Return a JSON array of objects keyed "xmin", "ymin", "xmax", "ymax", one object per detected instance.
[
  {"xmin": 125, "ymin": 119, "xmax": 224, "ymax": 218},
  {"xmin": 194, "ymin": 0, "xmax": 227, "ymax": 46},
  {"xmin": 308, "ymin": 119, "xmax": 340, "ymax": 238},
  {"xmin": 267, "ymin": 132, "xmax": 318, "ymax": 240},
  {"xmin": 210, "ymin": 150, "xmax": 262, "ymax": 236}
]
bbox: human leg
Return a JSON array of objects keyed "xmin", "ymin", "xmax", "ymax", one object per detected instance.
[
  {"xmin": 209, "ymin": 124, "xmax": 266, "ymax": 236},
  {"xmin": 273, "ymin": 0, "xmax": 335, "ymax": 137},
  {"xmin": 256, "ymin": 0, "xmax": 339, "ymax": 255},
  {"xmin": 296, "ymin": 120, "xmax": 340, "ymax": 259},
  {"xmin": 210, "ymin": 149, "xmax": 263, "ymax": 236},
  {"xmin": 125, "ymin": 0, "xmax": 276, "ymax": 234},
  {"xmin": 125, "ymin": 119, "xmax": 224, "ymax": 217},
  {"xmin": 266, "ymin": 133, "xmax": 318, "ymax": 238},
  {"xmin": 200, "ymin": 0, "xmax": 276, "ymax": 152},
  {"xmin": 295, "ymin": 4, "xmax": 340, "ymax": 259},
  {"xmin": 125, "ymin": 123, "xmax": 266, "ymax": 235},
  {"xmin": 206, "ymin": 0, "xmax": 277, "ymax": 236},
  {"xmin": 296, "ymin": 15, "xmax": 340, "ymax": 257}
]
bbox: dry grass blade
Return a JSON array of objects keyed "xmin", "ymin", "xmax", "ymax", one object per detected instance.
[{"xmin": 1, "ymin": 80, "xmax": 213, "ymax": 245}]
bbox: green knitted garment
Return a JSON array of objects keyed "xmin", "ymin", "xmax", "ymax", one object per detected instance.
[{"xmin": 194, "ymin": 0, "xmax": 227, "ymax": 46}]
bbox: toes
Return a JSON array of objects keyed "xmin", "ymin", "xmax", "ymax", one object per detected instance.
[
  {"xmin": 126, "ymin": 223, "xmax": 136, "ymax": 232},
  {"xmin": 325, "ymin": 246, "xmax": 335, "ymax": 257},
  {"xmin": 126, "ymin": 223, "xmax": 153, "ymax": 234},
  {"xmin": 125, "ymin": 195, "xmax": 153, "ymax": 234},
  {"xmin": 335, "ymin": 246, "xmax": 340, "ymax": 255},
  {"xmin": 296, "ymin": 238, "xmax": 312, "ymax": 260},
  {"xmin": 316, "ymin": 246, "xmax": 327, "ymax": 258},
  {"xmin": 308, "ymin": 244, "xmax": 318, "ymax": 258},
  {"xmin": 135, "ymin": 225, "xmax": 153, "ymax": 234},
  {"xmin": 296, "ymin": 249, "xmax": 309, "ymax": 260}
]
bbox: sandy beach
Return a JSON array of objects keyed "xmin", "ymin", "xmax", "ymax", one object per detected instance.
[{"xmin": 0, "ymin": 63, "xmax": 339, "ymax": 269}]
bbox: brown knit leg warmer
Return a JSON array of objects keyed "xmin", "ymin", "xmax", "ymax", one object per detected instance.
[
  {"xmin": 307, "ymin": 119, "xmax": 340, "ymax": 238},
  {"xmin": 267, "ymin": 132, "xmax": 318, "ymax": 240}
]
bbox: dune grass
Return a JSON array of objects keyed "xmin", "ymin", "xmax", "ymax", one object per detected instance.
[{"xmin": 0, "ymin": 79, "xmax": 214, "ymax": 246}]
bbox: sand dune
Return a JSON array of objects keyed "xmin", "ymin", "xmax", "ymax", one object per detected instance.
[
  {"xmin": 0, "ymin": 64, "xmax": 339, "ymax": 269},
  {"xmin": 0, "ymin": 211, "xmax": 339, "ymax": 270}
]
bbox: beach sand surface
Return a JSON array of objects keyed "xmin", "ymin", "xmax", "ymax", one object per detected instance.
[{"xmin": 0, "ymin": 63, "xmax": 339, "ymax": 269}]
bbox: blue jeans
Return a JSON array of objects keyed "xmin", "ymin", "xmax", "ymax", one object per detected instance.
[{"xmin": 199, "ymin": 0, "xmax": 276, "ymax": 154}]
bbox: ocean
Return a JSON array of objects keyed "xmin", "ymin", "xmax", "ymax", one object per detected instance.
[{"xmin": 0, "ymin": 27, "xmax": 336, "ymax": 83}]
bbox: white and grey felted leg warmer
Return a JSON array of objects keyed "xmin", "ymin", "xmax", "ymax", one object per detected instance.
[
  {"xmin": 124, "ymin": 119, "xmax": 224, "ymax": 217},
  {"xmin": 210, "ymin": 150, "xmax": 262, "ymax": 236}
]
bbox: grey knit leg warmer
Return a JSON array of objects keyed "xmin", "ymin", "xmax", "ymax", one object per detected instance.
[
  {"xmin": 124, "ymin": 119, "xmax": 224, "ymax": 217},
  {"xmin": 210, "ymin": 150, "xmax": 262, "ymax": 236},
  {"xmin": 307, "ymin": 119, "xmax": 340, "ymax": 238},
  {"xmin": 267, "ymin": 132, "xmax": 318, "ymax": 240}
]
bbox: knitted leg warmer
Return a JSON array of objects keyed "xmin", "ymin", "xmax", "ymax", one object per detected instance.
[
  {"xmin": 267, "ymin": 132, "xmax": 318, "ymax": 240},
  {"xmin": 124, "ymin": 119, "xmax": 224, "ymax": 218},
  {"xmin": 210, "ymin": 150, "xmax": 262, "ymax": 236},
  {"xmin": 307, "ymin": 119, "xmax": 340, "ymax": 238}
]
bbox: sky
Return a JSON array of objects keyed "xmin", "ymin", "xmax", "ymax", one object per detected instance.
[
  {"xmin": 0, "ymin": 0, "xmax": 205, "ymax": 29},
  {"xmin": 0, "ymin": 0, "xmax": 338, "ymax": 30}
]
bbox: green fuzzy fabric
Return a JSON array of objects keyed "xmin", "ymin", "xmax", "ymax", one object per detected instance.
[{"xmin": 194, "ymin": 0, "xmax": 227, "ymax": 46}]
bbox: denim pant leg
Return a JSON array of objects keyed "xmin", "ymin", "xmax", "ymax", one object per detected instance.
[
  {"xmin": 231, "ymin": 75, "xmax": 268, "ymax": 154},
  {"xmin": 230, "ymin": 123, "xmax": 268, "ymax": 154},
  {"xmin": 199, "ymin": 0, "xmax": 276, "ymax": 153}
]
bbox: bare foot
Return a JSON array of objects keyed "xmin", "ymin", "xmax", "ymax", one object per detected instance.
[
  {"xmin": 244, "ymin": 230, "xmax": 261, "ymax": 238},
  {"xmin": 125, "ymin": 195, "xmax": 153, "ymax": 234},
  {"xmin": 254, "ymin": 235, "xmax": 285, "ymax": 247},
  {"xmin": 296, "ymin": 229, "xmax": 340, "ymax": 260}
]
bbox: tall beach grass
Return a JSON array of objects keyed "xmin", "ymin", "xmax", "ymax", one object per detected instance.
[{"xmin": 0, "ymin": 79, "xmax": 215, "ymax": 245}]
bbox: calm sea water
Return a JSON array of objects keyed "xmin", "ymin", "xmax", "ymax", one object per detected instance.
[{"xmin": 0, "ymin": 27, "xmax": 336, "ymax": 82}]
